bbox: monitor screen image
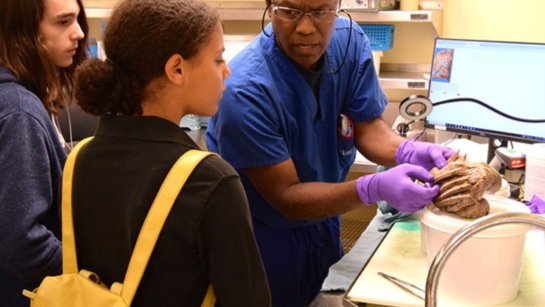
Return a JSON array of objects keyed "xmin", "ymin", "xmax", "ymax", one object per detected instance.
[{"xmin": 424, "ymin": 38, "xmax": 545, "ymax": 144}]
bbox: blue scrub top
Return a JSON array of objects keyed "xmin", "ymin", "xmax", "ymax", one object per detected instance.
[{"xmin": 207, "ymin": 17, "xmax": 387, "ymax": 229}]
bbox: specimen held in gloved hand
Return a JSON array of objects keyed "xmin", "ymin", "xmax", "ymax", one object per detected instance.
[{"xmin": 430, "ymin": 151, "xmax": 502, "ymax": 219}]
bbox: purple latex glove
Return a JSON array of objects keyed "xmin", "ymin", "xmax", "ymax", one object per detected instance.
[
  {"xmin": 526, "ymin": 194, "xmax": 545, "ymax": 214},
  {"xmin": 356, "ymin": 164, "xmax": 439, "ymax": 213},
  {"xmin": 395, "ymin": 139, "xmax": 455, "ymax": 171}
]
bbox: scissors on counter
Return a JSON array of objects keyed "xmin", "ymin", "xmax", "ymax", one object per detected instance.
[{"xmin": 378, "ymin": 271, "xmax": 425, "ymax": 300}]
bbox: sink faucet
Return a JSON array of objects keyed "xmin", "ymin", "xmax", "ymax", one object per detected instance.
[{"xmin": 425, "ymin": 212, "xmax": 545, "ymax": 306}]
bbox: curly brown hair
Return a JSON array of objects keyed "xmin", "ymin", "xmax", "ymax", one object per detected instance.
[
  {"xmin": 0, "ymin": 0, "xmax": 89, "ymax": 115},
  {"xmin": 74, "ymin": 0, "xmax": 219, "ymax": 116}
]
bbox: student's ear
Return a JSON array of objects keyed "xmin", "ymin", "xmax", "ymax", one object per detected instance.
[{"xmin": 164, "ymin": 54, "xmax": 185, "ymax": 85}]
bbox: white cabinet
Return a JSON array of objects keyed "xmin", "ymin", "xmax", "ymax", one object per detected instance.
[{"xmin": 348, "ymin": 9, "xmax": 441, "ymax": 92}]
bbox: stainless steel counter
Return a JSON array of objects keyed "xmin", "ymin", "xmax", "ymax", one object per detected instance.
[{"xmin": 344, "ymin": 218, "xmax": 545, "ymax": 307}]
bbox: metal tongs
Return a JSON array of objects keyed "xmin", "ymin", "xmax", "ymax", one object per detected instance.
[{"xmin": 378, "ymin": 271, "xmax": 425, "ymax": 300}]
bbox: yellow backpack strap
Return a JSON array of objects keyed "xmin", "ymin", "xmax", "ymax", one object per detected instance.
[
  {"xmin": 121, "ymin": 150, "xmax": 217, "ymax": 305},
  {"xmin": 61, "ymin": 137, "xmax": 94, "ymax": 274},
  {"xmin": 201, "ymin": 284, "xmax": 216, "ymax": 307}
]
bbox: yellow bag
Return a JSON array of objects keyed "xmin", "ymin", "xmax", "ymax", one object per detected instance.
[{"xmin": 23, "ymin": 137, "xmax": 217, "ymax": 307}]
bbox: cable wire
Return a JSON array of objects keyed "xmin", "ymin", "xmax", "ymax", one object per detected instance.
[
  {"xmin": 433, "ymin": 97, "xmax": 545, "ymax": 123},
  {"xmin": 325, "ymin": 10, "xmax": 352, "ymax": 75}
]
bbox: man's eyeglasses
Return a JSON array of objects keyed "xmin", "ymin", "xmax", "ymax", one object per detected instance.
[{"xmin": 272, "ymin": 5, "xmax": 338, "ymax": 24}]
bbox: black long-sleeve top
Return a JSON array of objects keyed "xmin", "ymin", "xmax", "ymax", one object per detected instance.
[{"xmin": 71, "ymin": 115, "xmax": 271, "ymax": 307}]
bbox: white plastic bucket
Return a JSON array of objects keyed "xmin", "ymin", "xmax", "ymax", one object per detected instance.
[
  {"xmin": 421, "ymin": 178, "xmax": 511, "ymax": 253},
  {"xmin": 420, "ymin": 195, "xmax": 531, "ymax": 305}
]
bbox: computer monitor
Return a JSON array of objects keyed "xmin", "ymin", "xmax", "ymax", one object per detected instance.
[{"xmin": 424, "ymin": 38, "xmax": 545, "ymax": 150}]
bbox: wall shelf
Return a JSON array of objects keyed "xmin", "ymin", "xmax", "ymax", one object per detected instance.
[
  {"xmin": 84, "ymin": 2, "xmax": 441, "ymax": 92},
  {"xmin": 85, "ymin": 4, "xmax": 442, "ymax": 33},
  {"xmin": 345, "ymin": 9, "xmax": 442, "ymax": 35},
  {"xmin": 379, "ymin": 64, "xmax": 431, "ymax": 90},
  {"xmin": 379, "ymin": 71, "xmax": 429, "ymax": 91},
  {"xmin": 379, "ymin": 74, "xmax": 428, "ymax": 90},
  {"xmin": 85, "ymin": 8, "xmax": 111, "ymax": 18}
]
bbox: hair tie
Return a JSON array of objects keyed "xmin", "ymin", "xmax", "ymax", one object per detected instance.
[{"xmin": 106, "ymin": 58, "xmax": 123, "ymax": 112}]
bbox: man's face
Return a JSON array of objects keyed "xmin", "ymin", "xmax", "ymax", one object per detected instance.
[
  {"xmin": 269, "ymin": 0, "xmax": 338, "ymax": 70},
  {"xmin": 39, "ymin": 0, "xmax": 85, "ymax": 67}
]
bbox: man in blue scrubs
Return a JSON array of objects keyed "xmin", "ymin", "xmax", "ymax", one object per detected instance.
[{"xmin": 207, "ymin": 0, "xmax": 454, "ymax": 306}]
